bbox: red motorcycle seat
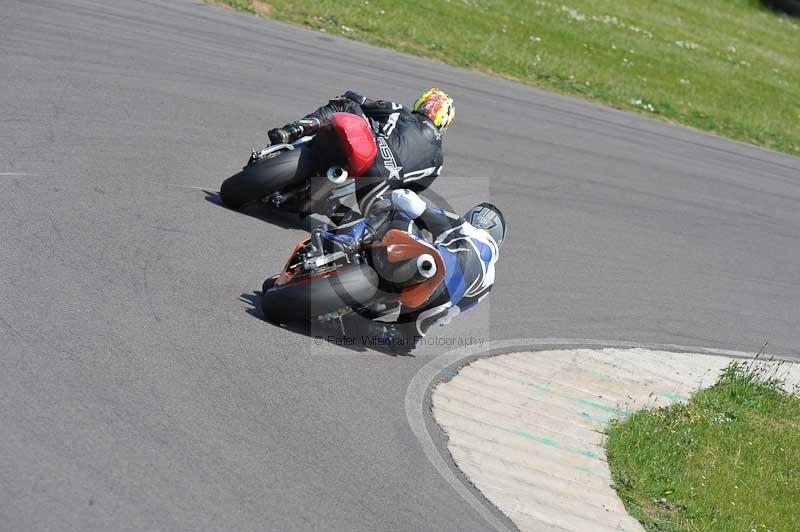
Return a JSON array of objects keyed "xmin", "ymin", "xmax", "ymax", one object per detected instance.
[{"xmin": 330, "ymin": 112, "xmax": 377, "ymax": 177}]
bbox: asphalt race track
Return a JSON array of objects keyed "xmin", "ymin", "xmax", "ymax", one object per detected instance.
[{"xmin": 2, "ymin": 1, "xmax": 800, "ymax": 530}]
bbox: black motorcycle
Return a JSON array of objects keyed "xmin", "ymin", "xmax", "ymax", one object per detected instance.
[{"xmin": 220, "ymin": 113, "xmax": 378, "ymax": 217}]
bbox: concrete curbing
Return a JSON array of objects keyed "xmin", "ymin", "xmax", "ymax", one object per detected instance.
[{"xmin": 406, "ymin": 339, "xmax": 800, "ymax": 532}]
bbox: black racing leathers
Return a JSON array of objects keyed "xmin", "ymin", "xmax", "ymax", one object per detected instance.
[{"xmin": 303, "ymin": 91, "xmax": 444, "ymax": 216}]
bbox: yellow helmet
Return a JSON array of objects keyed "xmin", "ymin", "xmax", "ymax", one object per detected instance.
[{"xmin": 413, "ymin": 88, "xmax": 455, "ymax": 132}]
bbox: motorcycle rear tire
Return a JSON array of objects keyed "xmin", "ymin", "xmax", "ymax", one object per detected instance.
[
  {"xmin": 261, "ymin": 264, "xmax": 379, "ymax": 324},
  {"xmin": 220, "ymin": 144, "xmax": 316, "ymax": 209}
]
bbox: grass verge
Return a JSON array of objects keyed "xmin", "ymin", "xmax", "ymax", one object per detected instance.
[
  {"xmin": 606, "ymin": 361, "xmax": 800, "ymax": 531},
  {"xmin": 213, "ymin": 0, "xmax": 800, "ymax": 155}
]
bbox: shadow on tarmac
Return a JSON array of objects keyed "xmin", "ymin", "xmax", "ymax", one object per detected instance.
[
  {"xmin": 204, "ymin": 190, "xmax": 329, "ymax": 231},
  {"xmin": 239, "ymin": 291, "xmax": 415, "ymax": 357}
]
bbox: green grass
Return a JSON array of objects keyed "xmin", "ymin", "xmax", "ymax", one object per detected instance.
[
  {"xmin": 606, "ymin": 361, "xmax": 800, "ymax": 531},
  {"xmin": 214, "ymin": 0, "xmax": 800, "ymax": 155}
]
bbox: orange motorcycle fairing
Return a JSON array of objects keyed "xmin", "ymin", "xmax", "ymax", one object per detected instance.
[
  {"xmin": 275, "ymin": 238, "xmax": 346, "ymax": 288},
  {"xmin": 276, "ymin": 238, "xmax": 311, "ymax": 286},
  {"xmin": 369, "ymin": 229, "xmax": 445, "ymax": 309}
]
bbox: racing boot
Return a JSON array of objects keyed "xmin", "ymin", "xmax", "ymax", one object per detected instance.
[
  {"xmin": 267, "ymin": 123, "xmax": 300, "ymax": 145},
  {"xmin": 268, "ymin": 118, "xmax": 320, "ymax": 145},
  {"xmin": 312, "ymin": 219, "xmax": 375, "ymax": 255}
]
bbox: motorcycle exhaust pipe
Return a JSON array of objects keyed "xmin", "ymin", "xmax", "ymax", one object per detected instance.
[
  {"xmin": 296, "ymin": 166, "xmax": 350, "ymax": 213},
  {"xmin": 326, "ymin": 165, "xmax": 349, "ymax": 184},
  {"xmin": 416, "ymin": 254, "xmax": 437, "ymax": 279},
  {"xmin": 379, "ymin": 253, "xmax": 438, "ymax": 286}
]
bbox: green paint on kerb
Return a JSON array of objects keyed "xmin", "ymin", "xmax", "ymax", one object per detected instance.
[
  {"xmin": 513, "ymin": 378, "xmax": 628, "ymax": 418},
  {"xmin": 517, "ymin": 379, "xmax": 553, "ymax": 393},
  {"xmin": 579, "ymin": 366, "xmax": 622, "ymax": 382},
  {"xmin": 523, "ymin": 393, "xmax": 628, "ymax": 419},
  {"xmin": 577, "ymin": 411, "xmax": 612, "ymax": 424},
  {"xmin": 510, "ymin": 429, "xmax": 559, "ymax": 447},
  {"xmin": 659, "ymin": 391, "xmax": 688, "ymax": 403},
  {"xmin": 576, "ymin": 399, "xmax": 629, "ymax": 417},
  {"xmin": 529, "ymin": 382, "xmax": 553, "ymax": 393},
  {"xmin": 509, "ymin": 429, "xmax": 599, "ymax": 459},
  {"xmin": 563, "ymin": 445, "xmax": 599, "ymax": 459}
]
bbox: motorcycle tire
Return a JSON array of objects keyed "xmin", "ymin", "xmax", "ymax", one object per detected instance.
[
  {"xmin": 261, "ymin": 264, "xmax": 380, "ymax": 324},
  {"xmin": 220, "ymin": 144, "xmax": 317, "ymax": 209}
]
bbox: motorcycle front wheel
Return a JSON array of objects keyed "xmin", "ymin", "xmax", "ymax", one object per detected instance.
[{"xmin": 260, "ymin": 264, "xmax": 380, "ymax": 325}]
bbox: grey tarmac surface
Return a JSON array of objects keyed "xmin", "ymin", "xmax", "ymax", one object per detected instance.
[{"xmin": 1, "ymin": 1, "xmax": 799, "ymax": 531}]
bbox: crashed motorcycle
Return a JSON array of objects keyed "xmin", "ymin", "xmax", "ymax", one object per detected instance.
[
  {"xmin": 220, "ymin": 113, "xmax": 377, "ymax": 214},
  {"xmin": 260, "ymin": 219, "xmax": 445, "ymax": 349}
]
